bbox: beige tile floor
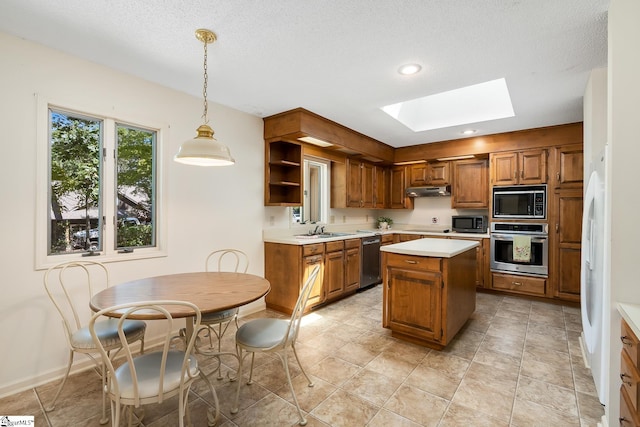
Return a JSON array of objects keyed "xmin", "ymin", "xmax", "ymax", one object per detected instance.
[{"xmin": 1, "ymin": 286, "xmax": 605, "ymax": 426}]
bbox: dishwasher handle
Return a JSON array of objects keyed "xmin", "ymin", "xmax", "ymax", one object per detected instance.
[{"xmin": 362, "ymin": 238, "xmax": 381, "ymax": 245}]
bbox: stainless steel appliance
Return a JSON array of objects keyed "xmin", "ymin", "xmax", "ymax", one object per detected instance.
[
  {"xmin": 406, "ymin": 185, "xmax": 451, "ymax": 197},
  {"xmin": 492, "ymin": 185, "xmax": 546, "ymax": 219},
  {"xmin": 452, "ymin": 215, "xmax": 488, "ymax": 233},
  {"xmin": 360, "ymin": 235, "xmax": 382, "ymax": 289},
  {"xmin": 490, "ymin": 222, "xmax": 548, "ymax": 276}
]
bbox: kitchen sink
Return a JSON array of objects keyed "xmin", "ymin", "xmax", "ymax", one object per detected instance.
[{"xmin": 295, "ymin": 232, "xmax": 355, "ymax": 239}]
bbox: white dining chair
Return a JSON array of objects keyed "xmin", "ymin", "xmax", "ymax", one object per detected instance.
[
  {"xmin": 231, "ymin": 264, "xmax": 321, "ymax": 426},
  {"xmin": 89, "ymin": 300, "xmax": 218, "ymax": 427},
  {"xmin": 197, "ymin": 249, "xmax": 249, "ymax": 378},
  {"xmin": 43, "ymin": 260, "xmax": 147, "ymax": 425}
]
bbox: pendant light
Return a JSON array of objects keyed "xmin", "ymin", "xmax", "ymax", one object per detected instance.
[{"xmin": 174, "ymin": 29, "xmax": 235, "ymax": 166}]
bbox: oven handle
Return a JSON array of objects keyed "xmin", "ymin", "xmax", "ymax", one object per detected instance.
[{"xmin": 491, "ymin": 234, "xmax": 548, "ymax": 243}]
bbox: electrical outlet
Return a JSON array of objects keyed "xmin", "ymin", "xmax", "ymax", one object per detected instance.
[
  {"xmin": 269, "ymin": 216, "xmax": 275, "ymax": 226},
  {"xmin": 366, "ymin": 215, "xmax": 369, "ymax": 222},
  {"xmin": 342, "ymin": 215, "xmax": 346, "ymax": 223},
  {"xmin": 330, "ymin": 215, "xmax": 335, "ymax": 224},
  {"xmin": 431, "ymin": 217, "xmax": 439, "ymax": 224}
]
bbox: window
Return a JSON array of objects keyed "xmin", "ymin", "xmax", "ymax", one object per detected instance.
[
  {"xmin": 37, "ymin": 97, "xmax": 165, "ymax": 267},
  {"xmin": 295, "ymin": 157, "xmax": 329, "ymax": 224}
]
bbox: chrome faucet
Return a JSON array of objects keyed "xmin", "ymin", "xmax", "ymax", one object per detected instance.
[{"xmin": 310, "ymin": 225, "xmax": 325, "ymax": 235}]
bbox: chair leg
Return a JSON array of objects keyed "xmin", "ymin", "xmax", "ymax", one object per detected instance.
[
  {"xmin": 292, "ymin": 344, "xmax": 314, "ymax": 387},
  {"xmin": 231, "ymin": 346, "xmax": 244, "ymax": 414},
  {"xmin": 99, "ymin": 362, "xmax": 109, "ymax": 424},
  {"xmin": 198, "ymin": 370, "xmax": 220, "ymax": 426},
  {"xmin": 279, "ymin": 350, "xmax": 307, "ymax": 426},
  {"xmin": 44, "ymin": 350, "xmax": 74, "ymax": 412},
  {"xmin": 247, "ymin": 352, "xmax": 256, "ymax": 385}
]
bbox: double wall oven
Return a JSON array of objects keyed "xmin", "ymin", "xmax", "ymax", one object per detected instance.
[{"xmin": 490, "ymin": 185, "xmax": 548, "ymax": 277}]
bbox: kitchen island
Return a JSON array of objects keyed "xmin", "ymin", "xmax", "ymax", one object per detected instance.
[{"xmin": 381, "ymin": 238, "xmax": 479, "ymax": 349}]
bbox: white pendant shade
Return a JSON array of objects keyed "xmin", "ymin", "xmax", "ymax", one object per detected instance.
[{"xmin": 174, "ymin": 124, "xmax": 235, "ymax": 166}]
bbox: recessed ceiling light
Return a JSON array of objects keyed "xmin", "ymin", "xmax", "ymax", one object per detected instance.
[
  {"xmin": 398, "ymin": 64, "xmax": 422, "ymax": 75},
  {"xmin": 462, "ymin": 129, "xmax": 477, "ymax": 135},
  {"xmin": 381, "ymin": 78, "xmax": 515, "ymax": 132}
]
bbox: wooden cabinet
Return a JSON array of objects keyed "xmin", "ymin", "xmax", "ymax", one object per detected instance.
[
  {"xmin": 265, "ymin": 239, "xmax": 362, "ymax": 314},
  {"xmin": 380, "ymin": 234, "xmax": 394, "ymax": 246},
  {"xmin": 265, "ymin": 140, "xmax": 303, "ymax": 206},
  {"xmin": 374, "ymin": 165, "xmax": 388, "ymax": 209},
  {"xmin": 553, "ymin": 144, "xmax": 584, "ymax": 189},
  {"xmin": 333, "ymin": 158, "xmax": 376, "ymax": 208},
  {"xmin": 491, "ymin": 149, "xmax": 547, "ymax": 186},
  {"xmin": 620, "ymin": 320, "xmax": 640, "ymax": 426},
  {"xmin": 382, "ymin": 247, "xmax": 476, "ymax": 349},
  {"xmin": 409, "ymin": 162, "xmax": 449, "ymax": 186},
  {"xmin": 390, "ymin": 165, "xmax": 412, "ymax": 209},
  {"xmin": 550, "ymin": 189, "xmax": 583, "ymax": 302},
  {"xmin": 491, "ymin": 272, "xmax": 546, "ymax": 296},
  {"xmin": 345, "ymin": 239, "xmax": 361, "ymax": 292},
  {"xmin": 453, "ymin": 237, "xmax": 489, "ymax": 288},
  {"xmin": 452, "ymin": 158, "xmax": 489, "ymax": 208},
  {"xmin": 324, "ymin": 241, "xmax": 345, "ymax": 299}
]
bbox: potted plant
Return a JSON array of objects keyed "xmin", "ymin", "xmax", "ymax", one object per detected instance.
[{"xmin": 377, "ymin": 216, "xmax": 393, "ymax": 230}]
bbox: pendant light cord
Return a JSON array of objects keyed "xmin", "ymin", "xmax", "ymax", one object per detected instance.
[{"xmin": 202, "ymin": 39, "xmax": 209, "ymax": 124}]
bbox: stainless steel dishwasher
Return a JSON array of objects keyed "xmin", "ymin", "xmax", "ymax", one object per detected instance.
[{"xmin": 360, "ymin": 235, "xmax": 382, "ymax": 289}]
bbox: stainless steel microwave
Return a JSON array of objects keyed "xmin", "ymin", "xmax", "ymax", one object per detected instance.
[
  {"xmin": 492, "ymin": 185, "xmax": 546, "ymax": 219},
  {"xmin": 452, "ymin": 215, "xmax": 488, "ymax": 233}
]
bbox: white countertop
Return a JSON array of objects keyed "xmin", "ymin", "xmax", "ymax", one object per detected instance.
[
  {"xmin": 618, "ymin": 303, "xmax": 640, "ymax": 338},
  {"xmin": 263, "ymin": 228, "xmax": 489, "ymax": 245},
  {"xmin": 380, "ymin": 237, "xmax": 479, "ymax": 258}
]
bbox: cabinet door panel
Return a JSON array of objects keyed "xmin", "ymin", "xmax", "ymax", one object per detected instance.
[
  {"xmin": 390, "ymin": 166, "xmax": 410, "ymax": 209},
  {"xmin": 427, "ymin": 162, "xmax": 450, "ymax": 185},
  {"xmin": 347, "ymin": 159, "xmax": 363, "ymax": 207},
  {"xmin": 345, "ymin": 246, "xmax": 360, "ymax": 292},
  {"xmin": 303, "ymin": 254, "xmax": 325, "ymax": 307},
  {"xmin": 386, "ymin": 268, "xmax": 441, "ymax": 341},
  {"xmin": 325, "ymin": 250, "xmax": 345, "ymax": 298},
  {"xmin": 519, "ymin": 149, "xmax": 547, "ymax": 184},
  {"xmin": 556, "ymin": 145, "xmax": 584, "ymax": 188},
  {"xmin": 362, "ymin": 162, "xmax": 375, "ymax": 208},
  {"xmin": 409, "ymin": 164, "xmax": 428, "ymax": 186},
  {"xmin": 491, "ymin": 152, "xmax": 518, "ymax": 185},
  {"xmin": 452, "ymin": 159, "xmax": 488, "ymax": 208}
]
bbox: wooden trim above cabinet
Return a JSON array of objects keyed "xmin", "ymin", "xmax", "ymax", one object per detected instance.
[
  {"xmin": 264, "ymin": 108, "xmax": 395, "ymax": 163},
  {"xmin": 395, "ymin": 122, "xmax": 583, "ymax": 164}
]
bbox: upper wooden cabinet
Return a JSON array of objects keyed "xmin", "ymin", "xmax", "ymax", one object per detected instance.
[
  {"xmin": 390, "ymin": 166, "xmax": 412, "ymax": 209},
  {"xmin": 374, "ymin": 165, "xmax": 388, "ymax": 209},
  {"xmin": 552, "ymin": 144, "xmax": 584, "ymax": 189},
  {"xmin": 265, "ymin": 140, "xmax": 303, "ymax": 206},
  {"xmin": 451, "ymin": 159, "xmax": 488, "ymax": 208},
  {"xmin": 491, "ymin": 149, "xmax": 548, "ymax": 186},
  {"xmin": 333, "ymin": 158, "xmax": 376, "ymax": 208},
  {"xmin": 409, "ymin": 162, "xmax": 450, "ymax": 186}
]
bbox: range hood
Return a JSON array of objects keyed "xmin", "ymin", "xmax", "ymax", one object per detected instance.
[{"xmin": 406, "ymin": 185, "xmax": 451, "ymax": 197}]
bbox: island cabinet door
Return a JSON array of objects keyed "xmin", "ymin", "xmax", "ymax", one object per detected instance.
[{"xmin": 385, "ymin": 267, "xmax": 442, "ymax": 342}]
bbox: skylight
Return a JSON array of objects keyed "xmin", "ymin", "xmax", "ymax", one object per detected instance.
[{"xmin": 381, "ymin": 78, "xmax": 515, "ymax": 132}]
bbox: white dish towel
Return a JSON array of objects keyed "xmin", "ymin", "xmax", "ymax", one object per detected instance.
[{"xmin": 513, "ymin": 235, "xmax": 532, "ymax": 262}]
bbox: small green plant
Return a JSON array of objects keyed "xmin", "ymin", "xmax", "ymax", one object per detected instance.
[{"xmin": 377, "ymin": 216, "xmax": 393, "ymax": 227}]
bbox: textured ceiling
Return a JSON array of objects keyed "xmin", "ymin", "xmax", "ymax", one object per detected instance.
[{"xmin": 0, "ymin": 0, "xmax": 609, "ymax": 147}]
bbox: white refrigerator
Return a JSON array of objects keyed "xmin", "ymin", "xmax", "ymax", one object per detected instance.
[{"xmin": 580, "ymin": 144, "xmax": 609, "ymax": 406}]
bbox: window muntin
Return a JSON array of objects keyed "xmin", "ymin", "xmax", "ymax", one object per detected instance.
[{"xmin": 47, "ymin": 108, "xmax": 158, "ymax": 256}]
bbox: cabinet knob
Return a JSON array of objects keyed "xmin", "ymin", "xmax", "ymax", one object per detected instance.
[
  {"xmin": 621, "ymin": 335, "xmax": 634, "ymax": 346},
  {"xmin": 621, "ymin": 373, "xmax": 633, "ymax": 386},
  {"xmin": 556, "ymin": 172, "xmax": 560, "ymax": 181}
]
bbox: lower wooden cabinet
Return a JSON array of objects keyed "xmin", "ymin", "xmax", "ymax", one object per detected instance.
[
  {"xmin": 382, "ymin": 248, "xmax": 476, "ymax": 349},
  {"xmin": 345, "ymin": 239, "xmax": 361, "ymax": 292},
  {"xmin": 265, "ymin": 239, "xmax": 361, "ymax": 314},
  {"xmin": 491, "ymin": 272, "xmax": 546, "ymax": 297},
  {"xmin": 550, "ymin": 189, "xmax": 583, "ymax": 302},
  {"xmin": 621, "ymin": 319, "xmax": 640, "ymax": 426}
]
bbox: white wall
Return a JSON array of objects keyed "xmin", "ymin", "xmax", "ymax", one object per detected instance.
[
  {"xmin": 607, "ymin": 0, "xmax": 640, "ymax": 424},
  {"xmin": 0, "ymin": 32, "xmax": 265, "ymax": 396}
]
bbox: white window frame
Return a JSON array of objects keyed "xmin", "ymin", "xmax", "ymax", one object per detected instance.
[{"xmin": 35, "ymin": 94, "xmax": 168, "ymax": 269}]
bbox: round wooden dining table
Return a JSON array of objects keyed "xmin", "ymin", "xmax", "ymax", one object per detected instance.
[{"xmin": 90, "ymin": 271, "xmax": 271, "ymax": 337}]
